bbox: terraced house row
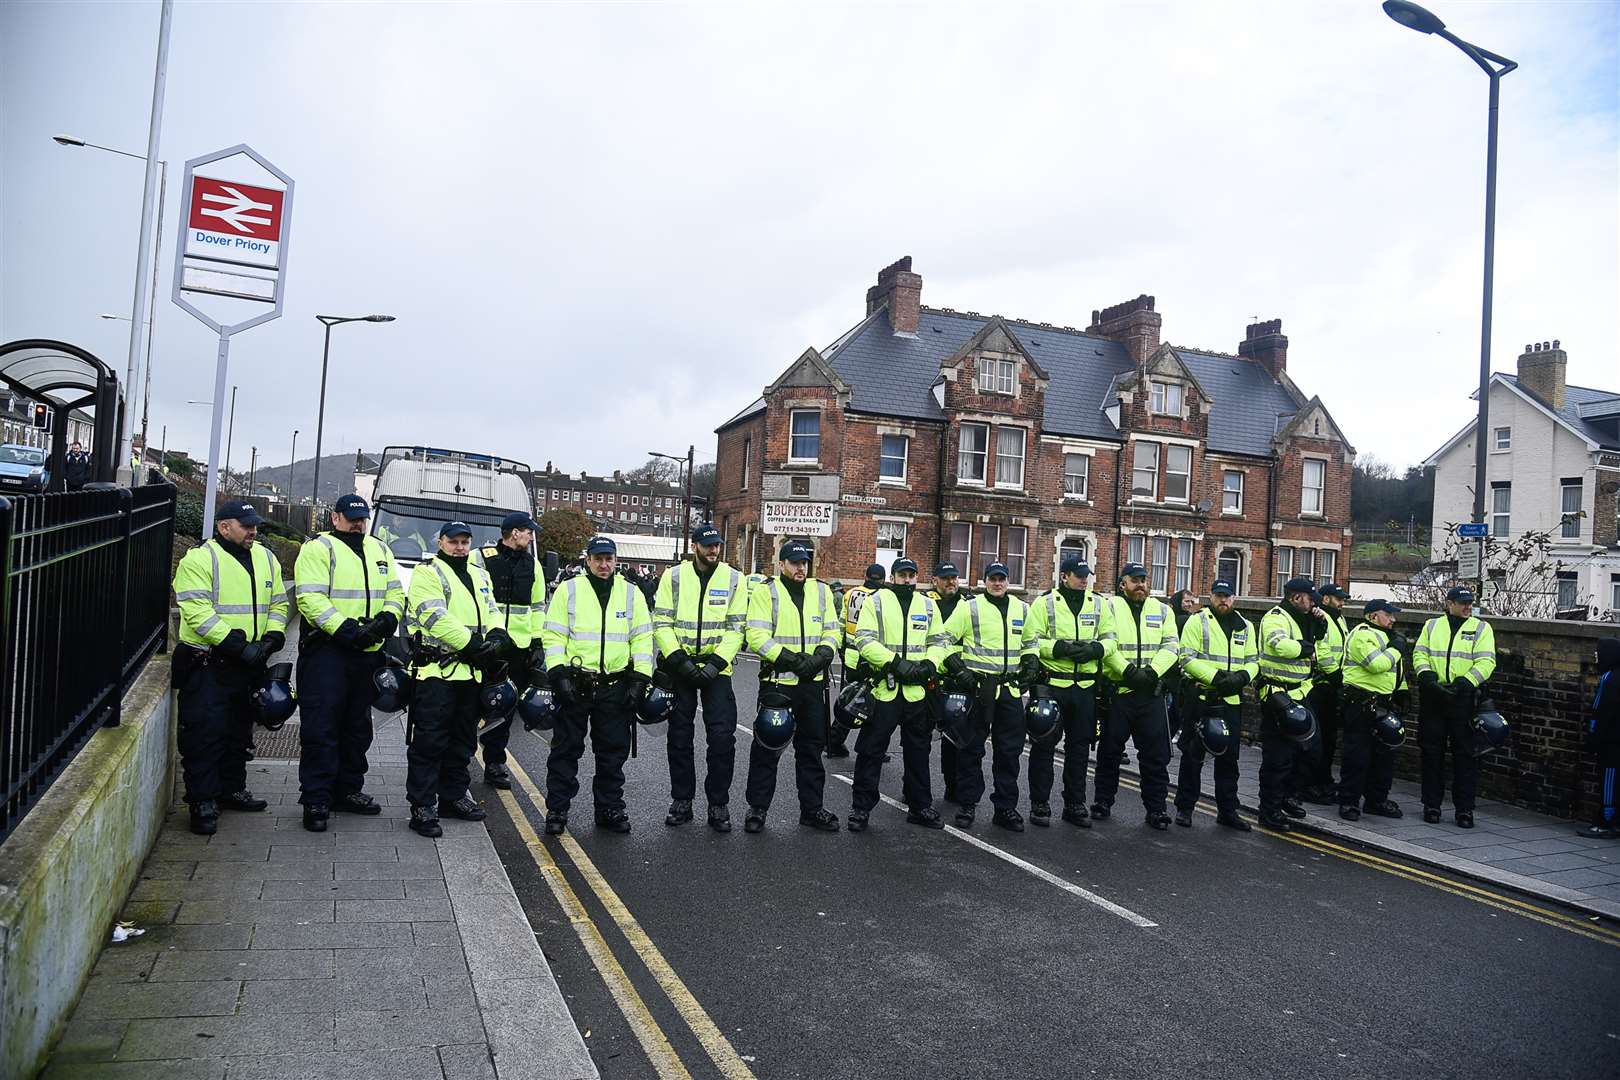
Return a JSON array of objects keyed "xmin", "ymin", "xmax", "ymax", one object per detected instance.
[{"xmin": 712, "ymin": 257, "xmax": 1354, "ymax": 595}]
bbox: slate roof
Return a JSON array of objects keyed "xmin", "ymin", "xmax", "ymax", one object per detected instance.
[
  {"xmin": 1501, "ymin": 374, "xmax": 1620, "ymax": 449},
  {"xmin": 719, "ymin": 307, "xmax": 1313, "ymax": 458}
]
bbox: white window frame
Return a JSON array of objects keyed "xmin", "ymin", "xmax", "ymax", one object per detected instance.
[
  {"xmin": 1216, "ymin": 547, "xmax": 1244, "ymax": 589},
  {"xmin": 948, "ymin": 522, "xmax": 972, "ymax": 572},
  {"xmin": 875, "ymin": 520, "xmax": 907, "ymax": 570},
  {"xmin": 1318, "ymin": 548, "xmax": 1336, "ymax": 585},
  {"xmin": 1493, "ymin": 426, "xmax": 1512, "ymax": 451},
  {"xmin": 1610, "ymin": 575, "xmax": 1620, "ymax": 612},
  {"xmin": 1556, "ymin": 573, "xmax": 1579, "ymax": 610},
  {"xmin": 1150, "ymin": 380, "xmax": 1184, "ymax": 417},
  {"xmin": 1131, "ymin": 441, "xmax": 1159, "ymax": 500},
  {"xmin": 1173, "ymin": 539, "xmax": 1193, "ymax": 592},
  {"xmin": 789, "ymin": 409, "xmax": 821, "ymax": 464},
  {"xmin": 1275, "ymin": 546, "xmax": 1294, "ymax": 596},
  {"xmin": 1006, "ymin": 526, "xmax": 1027, "ymax": 588},
  {"xmin": 1301, "ymin": 457, "xmax": 1326, "ymax": 516},
  {"xmin": 994, "ymin": 428, "xmax": 1025, "ymax": 489},
  {"xmin": 958, "ymin": 423, "xmax": 989, "ymax": 485},
  {"xmin": 741, "ymin": 437, "xmax": 751, "ymax": 490},
  {"xmin": 879, "ymin": 434, "xmax": 909, "ymax": 485},
  {"xmin": 978, "ymin": 358, "xmax": 1015, "ymax": 395},
  {"xmin": 1222, "ymin": 470, "xmax": 1244, "ymax": 514},
  {"xmin": 1163, "ymin": 444, "xmax": 1192, "ymax": 503},
  {"xmin": 1560, "ymin": 481, "xmax": 1582, "ymax": 539},
  {"xmin": 1491, "ymin": 483, "xmax": 1511, "ymax": 538},
  {"xmin": 1063, "ymin": 453, "xmax": 1089, "ymax": 499}
]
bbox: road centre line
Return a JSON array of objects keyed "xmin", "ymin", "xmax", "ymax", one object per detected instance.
[
  {"xmin": 505, "ymin": 757, "xmax": 761, "ymax": 1080},
  {"xmin": 491, "ymin": 784, "xmax": 692, "ymax": 1080},
  {"xmin": 730, "ymin": 723, "xmax": 1158, "ymax": 928}
]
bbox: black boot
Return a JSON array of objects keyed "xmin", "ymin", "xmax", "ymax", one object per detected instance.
[
  {"xmin": 333, "ymin": 792, "xmax": 382, "ymax": 815},
  {"xmin": 1455, "ymin": 810, "xmax": 1475, "ymax": 829},
  {"xmin": 955, "ymin": 805, "xmax": 976, "ymax": 828},
  {"xmin": 907, "ymin": 806, "xmax": 945, "ymax": 830},
  {"xmin": 1281, "ymin": 799, "xmax": 1308, "ymax": 820},
  {"xmin": 219, "ymin": 790, "xmax": 267, "ymax": 812},
  {"xmin": 595, "ymin": 808, "xmax": 632, "ymax": 833},
  {"xmin": 1089, "ymin": 802, "xmax": 1111, "ymax": 821},
  {"xmin": 744, "ymin": 806, "xmax": 767, "ymax": 833},
  {"xmin": 1029, "ymin": 802, "xmax": 1052, "ymax": 828},
  {"xmin": 544, "ymin": 811, "xmax": 567, "ymax": 835},
  {"xmin": 1216, "ymin": 811, "xmax": 1253, "ymax": 832},
  {"xmin": 665, "ymin": 799, "xmax": 693, "ymax": 826},
  {"xmin": 1061, "ymin": 804, "xmax": 1092, "ymax": 829},
  {"xmin": 1363, "ymin": 799, "xmax": 1403, "ymax": 819},
  {"xmin": 1145, "ymin": 810, "xmax": 1172, "ymax": 831},
  {"xmin": 1174, "ymin": 808, "xmax": 1194, "ymax": 828},
  {"xmin": 992, "ymin": 807, "xmax": 1025, "ymax": 832},
  {"xmin": 846, "ymin": 811, "xmax": 870, "ymax": 833},
  {"xmin": 799, "ymin": 807, "xmax": 839, "ymax": 832},
  {"xmin": 302, "ymin": 804, "xmax": 329, "ymax": 833},
  {"xmin": 443, "ymin": 796, "xmax": 487, "ymax": 821},
  {"xmin": 708, "ymin": 805, "xmax": 732, "ymax": 833},
  {"xmin": 1423, "ymin": 806, "xmax": 1443, "ymax": 824},
  {"xmin": 189, "ymin": 800, "xmax": 219, "ymax": 836},
  {"xmin": 1257, "ymin": 809, "xmax": 1292, "ymax": 832},
  {"xmin": 1339, "ymin": 805, "xmax": 1361, "ymax": 821},
  {"xmin": 409, "ymin": 805, "xmax": 442, "ymax": 838},
  {"xmin": 483, "ymin": 762, "xmax": 512, "ymax": 790}
]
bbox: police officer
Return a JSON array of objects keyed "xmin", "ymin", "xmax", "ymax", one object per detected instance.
[
  {"xmin": 1413, "ymin": 585, "xmax": 1497, "ymax": 828},
  {"xmin": 292, "ymin": 493, "xmax": 405, "ymax": 831},
  {"xmin": 1339, "ymin": 598, "xmax": 1409, "ymax": 821},
  {"xmin": 171, "ymin": 501, "xmax": 289, "ymax": 834},
  {"xmin": 1297, "ymin": 583, "xmax": 1349, "ymax": 805},
  {"xmin": 404, "ymin": 522, "xmax": 508, "ymax": 838},
  {"xmin": 925, "ymin": 562, "xmax": 966, "ymax": 800},
  {"xmin": 742, "ymin": 540, "xmax": 842, "ymax": 832},
  {"xmin": 1095, "ymin": 563, "xmax": 1179, "ymax": 829},
  {"xmin": 477, "ymin": 511, "xmax": 547, "ymax": 791},
  {"xmin": 1174, "ymin": 579, "xmax": 1257, "ymax": 830},
  {"xmin": 1256, "ymin": 576, "xmax": 1323, "ymax": 831},
  {"xmin": 851, "ymin": 557, "xmax": 947, "ymax": 831},
  {"xmin": 1024, "ymin": 558, "xmax": 1112, "ymax": 829},
  {"xmin": 538, "ymin": 536, "xmax": 655, "ymax": 835},
  {"xmin": 655, "ymin": 524, "xmax": 748, "ymax": 832},
  {"xmin": 829, "ymin": 563, "xmax": 886, "ymax": 758},
  {"xmin": 943, "ymin": 563, "xmax": 1033, "ymax": 830}
]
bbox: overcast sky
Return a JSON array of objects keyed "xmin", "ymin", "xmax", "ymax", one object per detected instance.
[{"xmin": 2, "ymin": 1, "xmax": 1615, "ymax": 476}]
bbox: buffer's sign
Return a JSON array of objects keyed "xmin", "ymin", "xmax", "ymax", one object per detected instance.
[
  {"xmin": 762, "ymin": 500, "xmax": 836, "ymax": 536},
  {"xmin": 172, "ymin": 144, "xmax": 294, "ymax": 333}
]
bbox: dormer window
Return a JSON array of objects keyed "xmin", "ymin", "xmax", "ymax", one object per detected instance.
[
  {"xmin": 978, "ymin": 358, "xmax": 1016, "ymax": 395},
  {"xmin": 1150, "ymin": 380, "xmax": 1183, "ymax": 416}
]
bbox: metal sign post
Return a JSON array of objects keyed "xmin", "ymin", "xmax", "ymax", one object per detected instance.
[
  {"xmin": 169, "ymin": 145, "xmax": 294, "ymax": 536},
  {"xmin": 1455, "ymin": 522, "xmax": 1488, "ymax": 599}
]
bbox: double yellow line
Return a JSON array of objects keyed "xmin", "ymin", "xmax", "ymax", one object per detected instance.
[
  {"xmin": 493, "ymin": 758, "xmax": 758, "ymax": 1080},
  {"xmin": 1118, "ymin": 776, "xmax": 1620, "ymax": 948}
]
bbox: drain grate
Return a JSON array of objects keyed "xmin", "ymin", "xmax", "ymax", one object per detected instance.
[{"xmin": 250, "ymin": 721, "xmax": 302, "ymax": 760}]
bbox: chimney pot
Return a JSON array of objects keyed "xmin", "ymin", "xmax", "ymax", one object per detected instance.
[
  {"xmin": 865, "ymin": 255, "xmax": 922, "ymax": 334},
  {"xmin": 1517, "ymin": 339, "xmax": 1568, "ymax": 410},
  {"xmin": 1238, "ymin": 317, "xmax": 1289, "ymax": 379},
  {"xmin": 1086, "ymin": 294, "xmax": 1162, "ymax": 364}
]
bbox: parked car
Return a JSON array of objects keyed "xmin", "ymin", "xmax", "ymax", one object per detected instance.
[{"xmin": 0, "ymin": 444, "xmax": 48, "ymax": 493}]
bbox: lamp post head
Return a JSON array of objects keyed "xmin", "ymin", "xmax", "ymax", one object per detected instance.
[
  {"xmin": 1383, "ymin": 0, "xmax": 1446, "ymax": 34},
  {"xmin": 52, "ymin": 134, "xmax": 87, "ymax": 147},
  {"xmin": 364, "ymin": 315, "xmax": 395, "ymax": 323}
]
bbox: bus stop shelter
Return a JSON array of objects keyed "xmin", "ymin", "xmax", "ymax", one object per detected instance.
[{"xmin": 0, "ymin": 340, "xmax": 122, "ymax": 490}]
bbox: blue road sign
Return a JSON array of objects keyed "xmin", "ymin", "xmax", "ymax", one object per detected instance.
[{"xmin": 1457, "ymin": 523, "xmax": 1489, "ymax": 538}]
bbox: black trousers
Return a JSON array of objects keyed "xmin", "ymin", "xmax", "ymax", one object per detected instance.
[
  {"xmin": 1175, "ymin": 699, "xmax": 1243, "ymax": 814},
  {"xmin": 545, "ymin": 681, "xmax": 635, "ymax": 816},
  {"xmin": 1420, "ymin": 684, "xmax": 1480, "ymax": 812},
  {"xmin": 1092, "ymin": 690, "xmax": 1172, "ymax": 813},
  {"xmin": 746, "ymin": 679, "xmax": 828, "ymax": 813},
  {"xmin": 927, "ymin": 690, "xmax": 957, "ymax": 794},
  {"xmin": 1296, "ymin": 677, "xmax": 1343, "ymax": 791},
  {"xmin": 1027, "ymin": 682, "xmax": 1096, "ymax": 809},
  {"xmin": 827, "ymin": 654, "xmax": 859, "ymax": 752},
  {"xmin": 956, "ymin": 691, "xmax": 1026, "ymax": 812},
  {"xmin": 406, "ymin": 678, "xmax": 480, "ymax": 809},
  {"xmin": 297, "ymin": 643, "xmax": 383, "ymax": 807},
  {"xmin": 668, "ymin": 676, "xmax": 739, "ymax": 806},
  {"xmin": 851, "ymin": 693, "xmax": 933, "ymax": 813},
  {"xmin": 177, "ymin": 657, "xmax": 254, "ymax": 806},
  {"xmin": 1257, "ymin": 699, "xmax": 1304, "ymax": 814},
  {"xmin": 1339, "ymin": 695, "xmax": 1396, "ymax": 807}
]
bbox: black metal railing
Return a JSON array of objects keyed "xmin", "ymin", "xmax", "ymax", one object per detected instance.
[{"xmin": 0, "ymin": 483, "xmax": 177, "ymax": 840}]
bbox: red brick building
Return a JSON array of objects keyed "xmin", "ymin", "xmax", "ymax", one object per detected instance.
[{"xmin": 711, "ymin": 257, "xmax": 1354, "ymax": 596}]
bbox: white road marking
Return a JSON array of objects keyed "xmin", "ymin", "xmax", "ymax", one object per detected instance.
[{"xmin": 732, "ymin": 722, "xmax": 1158, "ymax": 929}]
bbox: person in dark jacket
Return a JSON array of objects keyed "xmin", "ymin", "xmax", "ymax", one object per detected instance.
[
  {"xmin": 1579, "ymin": 637, "xmax": 1620, "ymax": 839},
  {"xmin": 64, "ymin": 441, "xmax": 93, "ymax": 490}
]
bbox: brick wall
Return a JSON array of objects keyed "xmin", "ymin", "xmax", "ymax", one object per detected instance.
[{"xmin": 1229, "ymin": 600, "xmax": 1614, "ymax": 820}]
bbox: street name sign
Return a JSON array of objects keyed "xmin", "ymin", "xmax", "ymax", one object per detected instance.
[{"xmin": 1457, "ymin": 523, "xmax": 1489, "ymax": 538}]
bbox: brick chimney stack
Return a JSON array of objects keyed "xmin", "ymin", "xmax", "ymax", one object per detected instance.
[
  {"xmin": 1087, "ymin": 295, "xmax": 1162, "ymax": 364},
  {"xmin": 1517, "ymin": 340, "xmax": 1567, "ymax": 410},
  {"xmin": 865, "ymin": 256, "xmax": 922, "ymax": 335},
  {"xmin": 1238, "ymin": 319, "xmax": 1288, "ymax": 380}
]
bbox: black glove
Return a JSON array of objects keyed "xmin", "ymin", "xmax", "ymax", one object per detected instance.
[
  {"xmin": 239, "ymin": 639, "xmax": 271, "ymax": 668},
  {"xmin": 332, "ymin": 619, "xmax": 364, "ymax": 649},
  {"xmin": 672, "ymin": 651, "xmax": 704, "ymax": 685},
  {"xmin": 774, "ymin": 649, "xmax": 806, "ymax": 677},
  {"xmin": 1052, "ymin": 640, "xmax": 1087, "ymax": 661},
  {"xmin": 943, "ymin": 653, "xmax": 967, "ymax": 676},
  {"xmin": 1209, "ymin": 671, "xmax": 1239, "ymax": 695},
  {"xmin": 1297, "ymin": 638, "xmax": 1315, "ymax": 659},
  {"xmin": 370, "ymin": 612, "xmax": 398, "ymax": 639},
  {"xmin": 1450, "ymin": 677, "xmax": 1473, "ymax": 695},
  {"xmin": 1229, "ymin": 670, "xmax": 1252, "ymax": 690},
  {"xmin": 1417, "ymin": 669, "xmax": 1439, "ymax": 688},
  {"xmin": 457, "ymin": 630, "xmax": 486, "ymax": 659},
  {"xmin": 625, "ymin": 671, "xmax": 651, "ymax": 699},
  {"xmin": 949, "ymin": 671, "xmax": 979, "ymax": 694},
  {"xmin": 487, "ymin": 628, "xmax": 515, "ymax": 655},
  {"xmin": 891, "ymin": 658, "xmax": 926, "ymax": 684},
  {"xmin": 1393, "ymin": 689, "xmax": 1411, "ymax": 712},
  {"xmin": 1018, "ymin": 654, "xmax": 1042, "ymax": 686},
  {"xmin": 805, "ymin": 647, "xmax": 835, "ymax": 677},
  {"xmin": 551, "ymin": 669, "xmax": 576, "ymax": 703},
  {"xmin": 1386, "ymin": 631, "xmax": 1409, "ymax": 654},
  {"xmin": 1124, "ymin": 664, "xmax": 1158, "ymax": 693},
  {"xmin": 527, "ymin": 653, "xmax": 550, "ymax": 688},
  {"xmin": 353, "ymin": 619, "xmax": 385, "ymax": 651},
  {"xmin": 215, "ymin": 629, "xmax": 248, "ymax": 658},
  {"xmin": 262, "ymin": 630, "xmax": 286, "ymax": 655},
  {"xmin": 1075, "ymin": 640, "xmax": 1106, "ymax": 663}
]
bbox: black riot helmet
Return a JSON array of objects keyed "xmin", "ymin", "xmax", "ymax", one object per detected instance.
[{"xmin": 252, "ymin": 662, "xmax": 296, "ymax": 730}]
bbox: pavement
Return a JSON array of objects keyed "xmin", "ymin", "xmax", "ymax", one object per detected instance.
[{"xmin": 42, "ymin": 713, "xmax": 596, "ymax": 1080}]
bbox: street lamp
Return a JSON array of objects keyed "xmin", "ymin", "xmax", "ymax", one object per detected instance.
[
  {"xmin": 55, "ymin": 134, "xmax": 168, "ymax": 475},
  {"xmin": 311, "ymin": 315, "xmax": 394, "ymax": 510},
  {"xmin": 289, "ymin": 429, "xmax": 299, "ymax": 504},
  {"xmin": 649, "ymin": 447, "xmax": 694, "ymax": 561},
  {"xmin": 1381, "ymin": 1, "xmax": 1517, "ymax": 569}
]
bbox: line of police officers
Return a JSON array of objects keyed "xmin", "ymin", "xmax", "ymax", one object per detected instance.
[{"xmin": 173, "ymin": 504, "xmax": 1498, "ymax": 839}]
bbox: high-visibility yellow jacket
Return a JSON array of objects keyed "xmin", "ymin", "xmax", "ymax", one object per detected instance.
[
  {"xmin": 174, "ymin": 538, "xmax": 290, "ymax": 649},
  {"xmin": 1259, "ymin": 605, "xmax": 1316, "ymax": 701},
  {"xmin": 856, "ymin": 588, "xmax": 948, "ymax": 703},
  {"xmin": 293, "ymin": 532, "xmax": 406, "ymax": 652},
  {"xmin": 1101, "ymin": 595, "xmax": 1180, "ymax": 695},
  {"xmin": 1179, "ymin": 609, "xmax": 1259, "ymax": 705},
  {"xmin": 653, "ymin": 560, "xmax": 748, "ymax": 674},
  {"xmin": 1313, "ymin": 609, "xmax": 1347, "ymax": 677},
  {"xmin": 477, "ymin": 543, "xmax": 547, "ymax": 650},
  {"xmin": 841, "ymin": 583, "xmax": 880, "ymax": 668},
  {"xmin": 944, "ymin": 594, "xmax": 1034, "ymax": 699},
  {"xmin": 746, "ymin": 576, "xmax": 841, "ymax": 686},
  {"xmin": 1024, "ymin": 588, "xmax": 1114, "ymax": 687},
  {"xmin": 408, "ymin": 556, "xmax": 504, "ymax": 682},
  {"xmin": 539, "ymin": 574, "xmax": 654, "ymax": 679},
  {"xmin": 1412, "ymin": 615, "xmax": 1496, "ymax": 687},
  {"xmin": 1343, "ymin": 622, "xmax": 1405, "ymax": 697}
]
